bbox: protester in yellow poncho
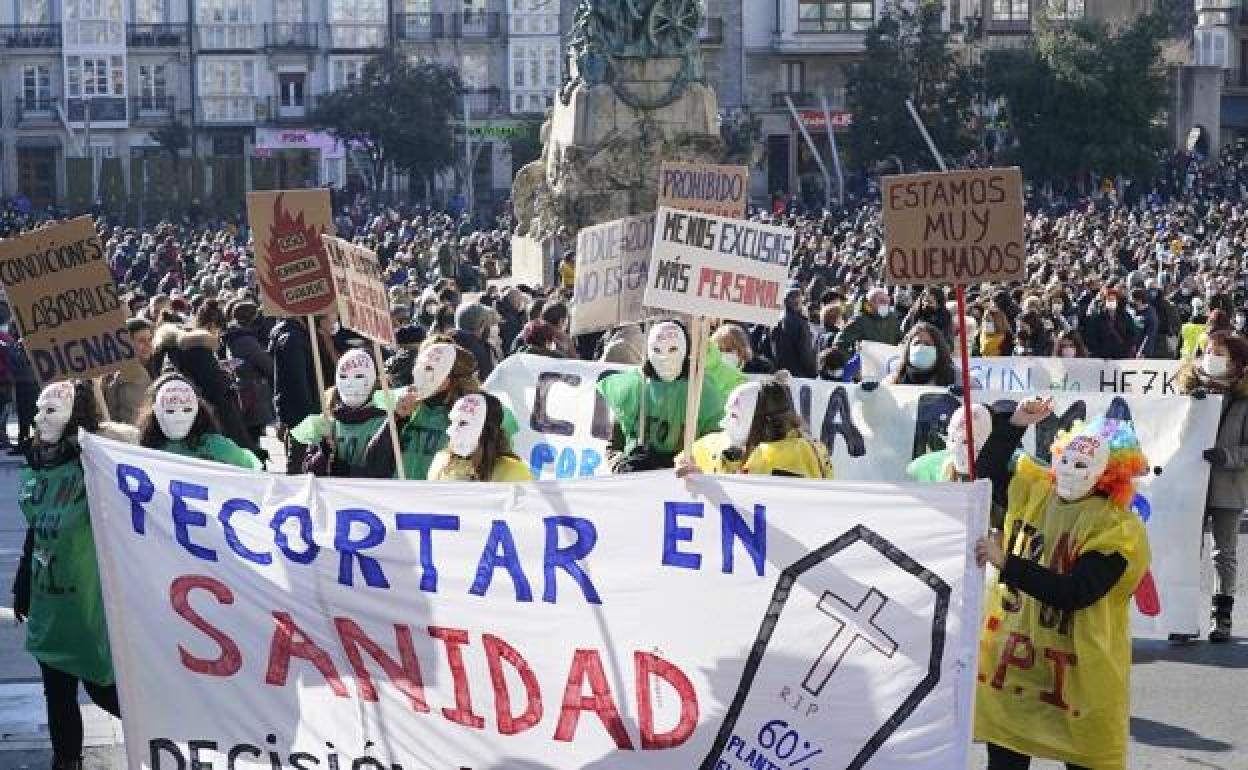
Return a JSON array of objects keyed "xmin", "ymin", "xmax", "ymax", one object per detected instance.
[
  {"xmin": 427, "ymin": 392, "xmax": 533, "ymax": 482},
  {"xmin": 677, "ymin": 372, "xmax": 832, "ymax": 478},
  {"xmin": 973, "ymin": 397, "xmax": 1150, "ymax": 770}
]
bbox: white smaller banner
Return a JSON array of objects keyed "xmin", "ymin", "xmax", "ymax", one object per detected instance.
[
  {"xmin": 571, "ymin": 214, "xmax": 654, "ymax": 334},
  {"xmin": 859, "ymin": 341, "xmax": 1186, "ymax": 395},
  {"xmin": 644, "ymin": 207, "xmax": 793, "ymax": 326}
]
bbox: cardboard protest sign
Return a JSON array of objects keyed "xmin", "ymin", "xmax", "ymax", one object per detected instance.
[
  {"xmin": 0, "ymin": 216, "xmax": 141, "ymax": 384},
  {"xmin": 657, "ymin": 161, "xmax": 749, "ymax": 218},
  {"xmin": 881, "ymin": 168, "xmax": 1024, "ymax": 285},
  {"xmin": 323, "ymin": 235, "xmax": 395, "ymax": 346},
  {"xmin": 644, "ymin": 206, "xmax": 793, "ymax": 326},
  {"xmin": 84, "ymin": 434, "xmax": 985, "ymax": 770},
  {"xmin": 570, "ymin": 213, "xmax": 653, "ymax": 334},
  {"xmin": 247, "ymin": 189, "xmax": 336, "ymax": 317}
]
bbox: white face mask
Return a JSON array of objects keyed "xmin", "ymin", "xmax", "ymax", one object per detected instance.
[
  {"xmin": 34, "ymin": 381, "xmax": 76, "ymax": 444},
  {"xmin": 647, "ymin": 322, "xmax": 687, "ymax": 382},
  {"xmin": 720, "ymin": 383, "xmax": 760, "ymax": 448},
  {"xmin": 335, "ymin": 349, "xmax": 377, "ymax": 408},
  {"xmin": 445, "ymin": 393, "xmax": 487, "ymax": 458},
  {"xmin": 155, "ymin": 380, "xmax": 199, "ymax": 441},
  {"xmin": 721, "ymin": 350, "xmax": 742, "ymax": 370},
  {"xmin": 410, "ymin": 343, "xmax": 456, "ymax": 401},
  {"xmin": 1105, "ymin": 300, "xmax": 1118, "ymax": 312},
  {"xmin": 947, "ymin": 404, "xmax": 991, "ymax": 476},
  {"xmin": 1053, "ymin": 433, "xmax": 1111, "ymax": 501},
  {"xmin": 1205, "ymin": 352, "xmax": 1232, "ymax": 379}
]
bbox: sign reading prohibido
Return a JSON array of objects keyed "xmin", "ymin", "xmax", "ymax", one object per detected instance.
[
  {"xmin": 0, "ymin": 216, "xmax": 141, "ymax": 384},
  {"xmin": 657, "ymin": 161, "xmax": 749, "ymax": 219},
  {"xmin": 881, "ymin": 168, "xmax": 1025, "ymax": 286},
  {"xmin": 247, "ymin": 189, "xmax": 336, "ymax": 316}
]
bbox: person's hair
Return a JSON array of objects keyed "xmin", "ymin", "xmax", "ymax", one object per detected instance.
[
  {"xmin": 472, "ymin": 392, "xmax": 519, "ymax": 479},
  {"xmin": 455, "ymin": 301, "xmax": 492, "ymax": 334},
  {"xmin": 193, "ymin": 298, "xmax": 226, "ymax": 331},
  {"xmin": 519, "ymin": 319, "xmax": 557, "ymax": 348},
  {"xmin": 126, "ymin": 317, "xmax": 153, "ymax": 335},
  {"xmin": 892, "ymin": 321, "xmax": 955, "ymax": 384},
  {"xmin": 819, "ymin": 303, "xmax": 842, "ymax": 329},
  {"xmin": 712, "ymin": 323, "xmax": 752, "ymax": 362},
  {"xmin": 230, "ymin": 300, "xmax": 258, "ymax": 326},
  {"xmin": 33, "ymin": 380, "xmax": 102, "ymax": 447},
  {"xmin": 527, "ymin": 298, "xmax": 547, "ymax": 322},
  {"xmin": 745, "ymin": 373, "xmax": 805, "ymax": 453},
  {"xmin": 136, "ymin": 373, "xmax": 223, "ymax": 450},
  {"xmin": 1130, "ymin": 288, "xmax": 1149, "ymax": 305},
  {"xmin": 818, "ymin": 347, "xmax": 847, "ymax": 374},
  {"xmin": 1207, "ymin": 309, "xmax": 1232, "ymax": 333},
  {"xmin": 1209, "ymin": 330, "xmax": 1248, "ymax": 371},
  {"xmin": 540, "ymin": 301, "xmax": 568, "ymax": 329}
]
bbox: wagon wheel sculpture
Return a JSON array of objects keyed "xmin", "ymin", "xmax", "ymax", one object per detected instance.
[{"xmin": 647, "ymin": 0, "xmax": 701, "ymax": 52}]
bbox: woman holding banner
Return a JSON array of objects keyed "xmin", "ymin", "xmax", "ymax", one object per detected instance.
[
  {"xmin": 676, "ymin": 372, "xmax": 833, "ymax": 478},
  {"xmin": 290, "ymin": 349, "xmax": 393, "ymax": 478},
  {"xmin": 428, "ymin": 392, "xmax": 533, "ymax": 481},
  {"xmin": 12, "ymin": 380, "xmax": 132, "ymax": 770},
  {"xmin": 884, "ymin": 322, "xmax": 958, "ymax": 386},
  {"xmin": 1178, "ymin": 330, "xmax": 1248, "ymax": 643},
  {"xmin": 973, "ymin": 398, "xmax": 1150, "ymax": 770},
  {"xmin": 136, "ymin": 374, "xmax": 262, "ymax": 469}
]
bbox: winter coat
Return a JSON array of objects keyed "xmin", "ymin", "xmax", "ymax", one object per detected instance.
[
  {"xmin": 269, "ymin": 317, "xmax": 333, "ymax": 430},
  {"xmin": 154, "ymin": 326, "xmax": 256, "ymax": 452},
  {"xmin": 1180, "ymin": 365, "xmax": 1248, "ymax": 509},
  {"xmin": 223, "ymin": 323, "xmax": 276, "ymax": 429},
  {"xmin": 770, "ymin": 307, "xmax": 818, "ymax": 379},
  {"xmin": 833, "ymin": 300, "xmax": 902, "ymax": 354},
  {"xmin": 452, "ymin": 329, "xmax": 495, "ymax": 381},
  {"xmin": 1083, "ymin": 304, "xmax": 1138, "ymax": 360}
]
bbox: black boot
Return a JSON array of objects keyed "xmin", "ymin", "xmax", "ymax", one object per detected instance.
[{"xmin": 1209, "ymin": 594, "xmax": 1234, "ymax": 643}]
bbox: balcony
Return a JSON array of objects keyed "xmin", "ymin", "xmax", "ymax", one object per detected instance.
[
  {"xmin": 66, "ymin": 97, "xmax": 128, "ymax": 123},
  {"xmin": 451, "ymin": 11, "xmax": 502, "ymax": 39},
  {"xmin": 198, "ymin": 95, "xmax": 257, "ymax": 123},
  {"xmin": 464, "ymin": 87, "xmax": 503, "ymax": 118},
  {"xmin": 394, "ymin": 12, "xmax": 447, "ymax": 42},
  {"xmin": 265, "ymin": 22, "xmax": 318, "ymax": 49},
  {"xmin": 261, "ymin": 95, "xmax": 318, "ymax": 125},
  {"xmin": 15, "ymin": 97, "xmax": 57, "ymax": 126},
  {"xmin": 699, "ymin": 16, "xmax": 723, "ymax": 45},
  {"xmin": 1, "ymin": 24, "xmax": 61, "ymax": 48},
  {"xmin": 196, "ymin": 24, "xmax": 257, "ymax": 50},
  {"xmin": 131, "ymin": 95, "xmax": 176, "ymax": 123},
  {"xmin": 328, "ymin": 22, "xmax": 387, "ymax": 50},
  {"xmin": 771, "ymin": 91, "xmax": 817, "ymax": 109},
  {"xmin": 127, "ymin": 23, "xmax": 189, "ymax": 47}
]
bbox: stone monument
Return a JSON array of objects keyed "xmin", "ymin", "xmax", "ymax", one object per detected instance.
[{"xmin": 512, "ymin": 0, "xmax": 748, "ymax": 265}]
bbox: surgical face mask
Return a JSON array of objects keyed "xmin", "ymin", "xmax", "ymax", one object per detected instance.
[
  {"xmin": 34, "ymin": 381, "xmax": 76, "ymax": 444},
  {"xmin": 445, "ymin": 393, "xmax": 487, "ymax": 458},
  {"xmin": 1105, "ymin": 300, "xmax": 1118, "ymax": 312},
  {"xmin": 908, "ymin": 343, "xmax": 938, "ymax": 370},
  {"xmin": 155, "ymin": 380, "xmax": 199, "ymax": 442},
  {"xmin": 983, "ymin": 319, "xmax": 997, "ymax": 335},
  {"xmin": 410, "ymin": 343, "xmax": 457, "ymax": 401},
  {"xmin": 1059, "ymin": 346, "xmax": 1077, "ymax": 358},
  {"xmin": 647, "ymin": 322, "xmax": 687, "ymax": 382},
  {"xmin": 947, "ymin": 404, "xmax": 991, "ymax": 476},
  {"xmin": 720, "ymin": 383, "xmax": 760, "ymax": 448},
  {"xmin": 875, "ymin": 303, "xmax": 891, "ymax": 317},
  {"xmin": 721, "ymin": 350, "xmax": 742, "ymax": 370},
  {"xmin": 335, "ymin": 349, "xmax": 377, "ymax": 409},
  {"xmin": 1205, "ymin": 352, "xmax": 1232, "ymax": 379},
  {"xmin": 1053, "ymin": 434, "xmax": 1111, "ymax": 501}
]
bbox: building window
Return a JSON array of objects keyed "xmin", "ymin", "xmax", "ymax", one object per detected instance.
[
  {"xmin": 19, "ymin": 0, "xmax": 50, "ymax": 24},
  {"xmin": 544, "ymin": 45, "xmax": 558, "ymax": 87},
  {"xmin": 198, "ymin": 58, "xmax": 256, "ymax": 120},
  {"xmin": 137, "ymin": 63, "xmax": 167, "ymax": 107},
  {"xmin": 64, "ymin": 0, "xmax": 126, "ymax": 44},
  {"xmin": 785, "ymin": 61, "xmax": 805, "ymax": 93},
  {"xmin": 991, "ymin": 0, "xmax": 1029, "ymax": 22},
  {"xmin": 279, "ymin": 73, "xmax": 306, "ymax": 108},
  {"xmin": 798, "ymin": 0, "xmax": 873, "ymax": 32},
  {"xmin": 275, "ymin": 0, "xmax": 304, "ymax": 23},
  {"xmin": 330, "ymin": 0, "xmax": 385, "ymax": 46},
  {"xmin": 512, "ymin": 47, "xmax": 524, "ymax": 87},
  {"xmin": 23, "ymin": 65, "xmax": 52, "ymax": 106},
  {"xmin": 331, "ymin": 58, "xmax": 368, "ymax": 90},
  {"xmin": 67, "ymin": 55, "xmax": 125, "ymax": 98},
  {"xmin": 134, "ymin": 0, "xmax": 164, "ymax": 23},
  {"xmin": 1046, "ymin": 0, "xmax": 1083, "ymax": 19},
  {"xmin": 197, "ymin": 0, "xmax": 255, "ymax": 47}
]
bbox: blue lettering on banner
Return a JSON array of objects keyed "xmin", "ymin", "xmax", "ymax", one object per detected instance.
[
  {"xmin": 530, "ymin": 443, "xmax": 602, "ymax": 479},
  {"xmin": 170, "ymin": 480, "xmax": 217, "ymax": 562},
  {"xmin": 662, "ymin": 502, "xmax": 704, "ymax": 570},
  {"xmin": 470, "ymin": 520, "xmax": 534, "ymax": 602},
  {"xmin": 721, "ymin": 504, "xmax": 766, "ymax": 577},
  {"xmin": 394, "ymin": 513, "xmax": 461, "ymax": 592},
  {"xmin": 270, "ymin": 505, "xmax": 319, "ymax": 564},
  {"xmin": 543, "ymin": 516, "xmax": 601, "ymax": 605},
  {"xmin": 219, "ymin": 498, "xmax": 272, "ymax": 565},
  {"xmin": 333, "ymin": 508, "xmax": 389, "ymax": 589},
  {"xmin": 117, "ymin": 463, "xmax": 154, "ymax": 534}
]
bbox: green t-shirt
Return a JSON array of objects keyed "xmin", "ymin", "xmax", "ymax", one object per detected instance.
[
  {"xmin": 292, "ymin": 412, "xmax": 388, "ymax": 473},
  {"xmin": 397, "ymin": 400, "xmax": 520, "ymax": 481},
  {"xmin": 596, "ymin": 368, "xmax": 727, "ymax": 455},
  {"xmin": 163, "ymin": 434, "xmax": 262, "ymax": 470},
  {"xmin": 19, "ymin": 459, "xmax": 113, "ymax": 685}
]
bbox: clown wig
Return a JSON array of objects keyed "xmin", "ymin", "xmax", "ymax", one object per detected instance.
[{"xmin": 1049, "ymin": 416, "xmax": 1149, "ymax": 509}]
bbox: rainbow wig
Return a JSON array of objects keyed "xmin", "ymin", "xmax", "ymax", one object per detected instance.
[{"xmin": 1049, "ymin": 416, "xmax": 1149, "ymax": 509}]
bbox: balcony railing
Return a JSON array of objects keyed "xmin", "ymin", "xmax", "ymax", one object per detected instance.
[
  {"xmin": 67, "ymin": 97, "xmax": 128, "ymax": 122},
  {"xmin": 1, "ymin": 24, "xmax": 61, "ymax": 48},
  {"xmin": 15, "ymin": 97, "xmax": 57, "ymax": 125},
  {"xmin": 198, "ymin": 95, "xmax": 257, "ymax": 123},
  {"xmin": 196, "ymin": 24, "xmax": 257, "ymax": 50},
  {"xmin": 464, "ymin": 87, "xmax": 503, "ymax": 117},
  {"xmin": 265, "ymin": 22, "xmax": 318, "ymax": 49},
  {"xmin": 131, "ymin": 95, "xmax": 176, "ymax": 122},
  {"xmin": 261, "ymin": 95, "xmax": 318, "ymax": 125},
  {"xmin": 127, "ymin": 23, "xmax": 189, "ymax": 47},
  {"xmin": 393, "ymin": 12, "xmax": 446, "ymax": 41},
  {"xmin": 699, "ymin": 16, "xmax": 723, "ymax": 44},
  {"xmin": 328, "ymin": 22, "xmax": 386, "ymax": 49},
  {"xmin": 452, "ymin": 11, "xmax": 502, "ymax": 39},
  {"xmin": 771, "ymin": 91, "xmax": 817, "ymax": 109}
]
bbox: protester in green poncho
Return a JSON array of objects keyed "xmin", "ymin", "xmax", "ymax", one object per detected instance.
[
  {"xmin": 597, "ymin": 320, "xmax": 728, "ymax": 472},
  {"xmin": 291, "ymin": 348, "xmax": 392, "ymax": 477},
  {"xmin": 137, "ymin": 373, "xmax": 261, "ymax": 470},
  {"xmin": 12, "ymin": 380, "xmax": 127, "ymax": 770}
]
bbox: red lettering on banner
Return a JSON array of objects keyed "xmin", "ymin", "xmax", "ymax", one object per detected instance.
[
  {"xmin": 990, "ymin": 632, "xmax": 1035, "ymax": 689},
  {"xmin": 635, "ymin": 651, "xmax": 698, "ymax": 749},
  {"xmin": 429, "ymin": 626, "xmax": 486, "ymax": 729},
  {"xmin": 333, "ymin": 618, "xmax": 429, "ymax": 712},
  {"xmin": 484, "ymin": 633, "xmax": 543, "ymax": 735},
  {"xmin": 265, "ymin": 611, "xmax": 349, "ymax": 697},
  {"xmin": 170, "ymin": 575, "xmax": 242, "ymax": 677},
  {"xmin": 1039, "ymin": 649, "xmax": 1077, "ymax": 711},
  {"xmin": 555, "ymin": 649, "xmax": 635, "ymax": 749}
]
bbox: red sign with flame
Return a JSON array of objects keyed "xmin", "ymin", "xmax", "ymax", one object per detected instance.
[{"xmin": 246, "ymin": 189, "xmax": 336, "ymax": 317}]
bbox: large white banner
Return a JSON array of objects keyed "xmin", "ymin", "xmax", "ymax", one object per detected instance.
[
  {"xmin": 83, "ymin": 435, "xmax": 987, "ymax": 770},
  {"xmin": 486, "ymin": 355, "xmax": 1219, "ymax": 637},
  {"xmin": 859, "ymin": 341, "xmax": 1186, "ymax": 394}
]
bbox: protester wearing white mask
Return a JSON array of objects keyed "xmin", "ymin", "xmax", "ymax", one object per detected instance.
[
  {"xmin": 290, "ymin": 349, "xmax": 391, "ymax": 477},
  {"xmin": 139, "ymin": 374, "xmax": 261, "ymax": 469},
  {"xmin": 1178, "ymin": 331, "xmax": 1248, "ymax": 643},
  {"xmin": 676, "ymin": 372, "xmax": 832, "ymax": 478},
  {"xmin": 973, "ymin": 398, "xmax": 1150, "ymax": 770},
  {"xmin": 886, "ymin": 323, "xmax": 957, "ymax": 386},
  {"xmin": 598, "ymin": 320, "xmax": 730, "ymax": 473},
  {"xmin": 907, "ymin": 403, "xmax": 993, "ymax": 499},
  {"xmin": 428, "ymin": 392, "xmax": 532, "ymax": 481}
]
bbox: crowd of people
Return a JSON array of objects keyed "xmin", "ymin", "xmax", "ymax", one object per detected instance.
[{"xmin": 3, "ymin": 148, "xmax": 1247, "ymax": 770}]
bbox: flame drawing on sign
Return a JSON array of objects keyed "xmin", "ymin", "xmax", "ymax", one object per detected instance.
[{"xmin": 259, "ymin": 193, "xmax": 334, "ymax": 315}]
